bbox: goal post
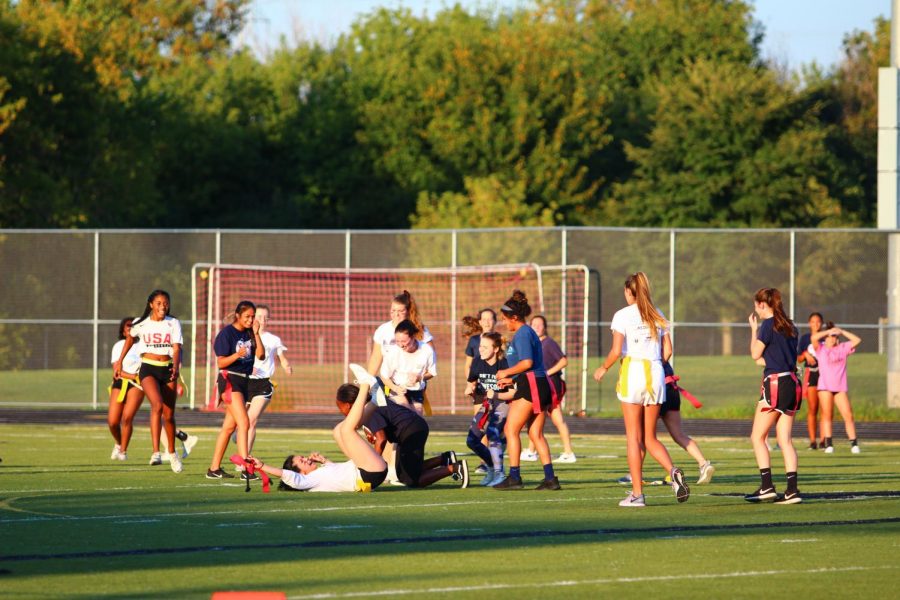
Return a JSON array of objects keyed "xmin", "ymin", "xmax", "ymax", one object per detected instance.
[{"xmin": 190, "ymin": 263, "xmax": 590, "ymax": 414}]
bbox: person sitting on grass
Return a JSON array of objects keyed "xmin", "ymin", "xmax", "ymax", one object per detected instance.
[
  {"xmin": 338, "ymin": 365, "xmax": 469, "ymax": 489},
  {"xmin": 250, "ymin": 374, "xmax": 388, "ymax": 493}
]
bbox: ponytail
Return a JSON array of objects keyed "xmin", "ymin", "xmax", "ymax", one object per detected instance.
[
  {"xmin": 624, "ymin": 273, "xmax": 667, "ymax": 339},
  {"xmin": 754, "ymin": 288, "xmax": 796, "ymax": 337},
  {"xmin": 461, "ymin": 315, "xmax": 482, "ymax": 338},
  {"xmin": 394, "ymin": 290, "xmax": 426, "ymax": 340}
]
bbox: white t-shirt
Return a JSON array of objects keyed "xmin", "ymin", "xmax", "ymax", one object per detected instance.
[
  {"xmin": 130, "ymin": 316, "xmax": 183, "ymax": 358},
  {"xmin": 380, "ymin": 341, "xmax": 437, "ymax": 392},
  {"xmin": 251, "ymin": 331, "xmax": 287, "ymax": 379},
  {"xmin": 373, "ymin": 321, "xmax": 433, "ymax": 355},
  {"xmin": 280, "ymin": 460, "xmax": 362, "ymax": 492},
  {"xmin": 610, "ymin": 304, "xmax": 668, "ymax": 361},
  {"xmin": 111, "ymin": 339, "xmax": 142, "ymax": 375}
]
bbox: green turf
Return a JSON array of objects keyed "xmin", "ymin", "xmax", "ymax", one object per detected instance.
[
  {"xmin": 1, "ymin": 424, "xmax": 898, "ymax": 598},
  {"xmin": 1, "ymin": 353, "xmax": 898, "ymax": 421}
]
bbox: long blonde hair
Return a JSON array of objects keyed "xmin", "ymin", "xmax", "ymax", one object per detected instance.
[{"xmin": 625, "ymin": 272, "xmax": 667, "ymax": 340}]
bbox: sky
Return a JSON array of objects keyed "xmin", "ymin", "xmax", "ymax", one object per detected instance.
[{"xmin": 241, "ymin": 0, "xmax": 889, "ymax": 69}]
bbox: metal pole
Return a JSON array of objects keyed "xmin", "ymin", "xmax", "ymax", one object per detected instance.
[
  {"xmin": 669, "ymin": 229, "xmax": 676, "ymax": 366},
  {"xmin": 450, "ymin": 230, "xmax": 458, "ymax": 415},
  {"xmin": 789, "ymin": 230, "xmax": 796, "ymax": 319},
  {"xmin": 344, "ymin": 230, "xmax": 351, "ymax": 383},
  {"xmin": 92, "ymin": 231, "xmax": 99, "ymax": 410}
]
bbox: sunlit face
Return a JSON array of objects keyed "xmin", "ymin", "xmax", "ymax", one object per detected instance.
[
  {"xmin": 122, "ymin": 321, "xmax": 133, "ymax": 337},
  {"xmin": 236, "ymin": 308, "xmax": 256, "ymax": 331},
  {"xmin": 478, "ymin": 337, "xmax": 499, "ymax": 361},
  {"xmin": 390, "ymin": 302, "xmax": 408, "ymax": 325},
  {"xmin": 149, "ymin": 295, "xmax": 169, "ymax": 320},
  {"xmin": 824, "ymin": 332, "xmax": 839, "ymax": 347},
  {"xmin": 479, "ymin": 310, "xmax": 496, "ymax": 333},
  {"xmin": 500, "ymin": 311, "xmax": 518, "ymax": 331},
  {"xmin": 530, "ymin": 317, "xmax": 546, "ymax": 337},
  {"xmin": 291, "ymin": 455, "xmax": 318, "ymax": 475},
  {"xmin": 255, "ymin": 308, "xmax": 269, "ymax": 332},
  {"xmin": 754, "ymin": 300, "xmax": 770, "ymax": 318},
  {"xmin": 808, "ymin": 315, "xmax": 823, "ymax": 333},
  {"xmin": 395, "ymin": 331, "xmax": 417, "ymax": 353},
  {"xmin": 336, "ymin": 400, "xmax": 351, "ymax": 417}
]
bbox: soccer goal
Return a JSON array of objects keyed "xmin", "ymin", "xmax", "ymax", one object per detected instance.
[{"xmin": 190, "ymin": 263, "xmax": 590, "ymax": 414}]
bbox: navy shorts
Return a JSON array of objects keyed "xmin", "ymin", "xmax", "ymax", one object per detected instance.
[
  {"xmin": 248, "ymin": 377, "xmax": 274, "ymax": 401},
  {"xmin": 759, "ymin": 373, "xmax": 802, "ymax": 416},
  {"xmin": 512, "ymin": 372, "xmax": 553, "ymax": 412},
  {"xmin": 217, "ymin": 372, "xmax": 249, "ymax": 403}
]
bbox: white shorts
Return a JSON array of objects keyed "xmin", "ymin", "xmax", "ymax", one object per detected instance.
[{"xmin": 616, "ymin": 358, "xmax": 665, "ymax": 406}]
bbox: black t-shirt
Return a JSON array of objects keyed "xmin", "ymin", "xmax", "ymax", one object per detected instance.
[
  {"xmin": 757, "ymin": 317, "xmax": 798, "ymax": 376},
  {"xmin": 213, "ymin": 325, "xmax": 255, "ymax": 376},
  {"xmin": 465, "ymin": 334, "xmax": 480, "ymax": 358},
  {"xmin": 467, "ymin": 356, "xmax": 509, "ymax": 394},
  {"xmin": 364, "ymin": 402, "xmax": 428, "ymax": 443}
]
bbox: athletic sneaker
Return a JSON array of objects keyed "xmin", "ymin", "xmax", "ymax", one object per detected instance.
[
  {"xmin": 697, "ymin": 461, "xmax": 716, "ymax": 485},
  {"xmin": 851, "ymin": 445, "xmax": 861, "ymax": 454},
  {"xmin": 807, "ymin": 442, "xmax": 818, "ymax": 450},
  {"xmin": 169, "ymin": 452, "xmax": 183, "ymax": 474},
  {"xmin": 240, "ymin": 471, "xmax": 260, "ymax": 481},
  {"xmin": 181, "ymin": 435, "xmax": 199, "ymax": 458},
  {"xmin": 348, "ymin": 363, "xmax": 377, "ymax": 388},
  {"xmin": 557, "ymin": 452, "xmax": 577, "ymax": 464},
  {"xmin": 520, "ymin": 449, "xmax": 539, "ymax": 462},
  {"xmin": 480, "ymin": 470, "xmax": 500, "ymax": 486},
  {"xmin": 452, "ymin": 460, "xmax": 469, "ymax": 488},
  {"xmin": 206, "ymin": 468, "xmax": 235, "ymax": 479},
  {"xmin": 619, "ymin": 493, "xmax": 646, "ymax": 507},
  {"xmin": 774, "ymin": 490, "xmax": 803, "ymax": 505},
  {"xmin": 493, "ymin": 475, "xmax": 524, "ymax": 490},
  {"xmin": 489, "ymin": 473, "xmax": 508, "ymax": 487},
  {"xmin": 744, "ymin": 486, "xmax": 778, "ymax": 502},
  {"xmin": 475, "ymin": 463, "xmax": 488, "ymax": 474},
  {"xmin": 534, "ymin": 476, "xmax": 561, "ymax": 491},
  {"xmin": 116, "ymin": 451, "xmax": 127, "ymax": 461},
  {"xmin": 111, "ymin": 445, "xmax": 123, "ymax": 460},
  {"xmin": 442, "ymin": 451, "xmax": 457, "ymax": 466},
  {"xmin": 824, "ymin": 445, "xmax": 834, "ymax": 454},
  {"xmin": 671, "ymin": 468, "xmax": 690, "ymax": 503},
  {"xmin": 149, "ymin": 452, "xmax": 163, "ymax": 466}
]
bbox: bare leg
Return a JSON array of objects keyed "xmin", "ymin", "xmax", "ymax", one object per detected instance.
[
  {"xmin": 549, "ymin": 405, "xmax": 574, "ymax": 454},
  {"xmin": 246, "ymin": 395, "xmax": 270, "ymax": 454},
  {"xmin": 662, "ymin": 411, "xmax": 706, "ymax": 466},
  {"xmin": 209, "ymin": 409, "xmax": 237, "ymax": 471},
  {"xmin": 336, "ymin": 383, "xmax": 387, "ymax": 473},
  {"xmin": 643, "ymin": 404, "xmax": 674, "ymax": 473},
  {"xmin": 750, "ymin": 403, "xmax": 780, "ymax": 469},
  {"xmin": 504, "ymin": 400, "xmax": 533, "ymax": 468},
  {"xmin": 806, "ymin": 385, "xmax": 819, "ymax": 445},
  {"xmin": 160, "ymin": 382, "xmax": 178, "ymax": 453},
  {"xmin": 142, "ymin": 377, "xmax": 163, "ymax": 454},
  {"xmin": 528, "ymin": 411, "xmax": 552, "ymax": 465},
  {"xmin": 818, "ymin": 391, "xmax": 834, "ymax": 439},
  {"xmin": 833, "ymin": 392, "xmax": 857, "ymax": 440},
  {"xmin": 774, "ymin": 413, "xmax": 797, "ymax": 473},
  {"xmin": 119, "ymin": 389, "xmax": 145, "ymax": 453},
  {"xmin": 107, "ymin": 390, "xmax": 124, "ymax": 447},
  {"xmin": 621, "ymin": 402, "xmax": 645, "ymax": 497}
]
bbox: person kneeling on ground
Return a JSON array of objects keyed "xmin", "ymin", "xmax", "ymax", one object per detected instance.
[
  {"xmin": 251, "ymin": 376, "xmax": 388, "ymax": 492},
  {"xmin": 337, "ymin": 364, "xmax": 469, "ymax": 489}
]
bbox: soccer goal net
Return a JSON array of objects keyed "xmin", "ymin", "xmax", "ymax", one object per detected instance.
[{"xmin": 190, "ymin": 263, "xmax": 590, "ymax": 414}]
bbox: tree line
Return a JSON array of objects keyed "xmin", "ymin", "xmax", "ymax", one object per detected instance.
[{"xmin": 0, "ymin": 0, "xmax": 887, "ymax": 229}]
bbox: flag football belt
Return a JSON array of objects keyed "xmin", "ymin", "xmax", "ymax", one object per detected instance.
[
  {"xmin": 524, "ymin": 371, "xmax": 560, "ymax": 414},
  {"xmin": 760, "ymin": 371, "xmax": 801, "ymax": 413},
  {"xmin": 108, "ymin": 375, "xmax": 143, "ymax": 403},
  {"xmin": 664, "ymin": 373, "xmax": 702, "ymax": 408},
  {"xmin": 617, "ymin": 356, "xmax": 655, "ymax": 403},
  {"xmin": 355, "ymin": 475, "xmax": 373, "ymax": 493},
  {"xmin": 218, "ymin": 370, "xmax": 249, "ymax": 405},
  {"xmin": 229, "ymin": 454, "xmax": 271, "ymax": 493},
  {"xmin": 141, "ymin": 357, "xmax": 173, "ymax": 367}
]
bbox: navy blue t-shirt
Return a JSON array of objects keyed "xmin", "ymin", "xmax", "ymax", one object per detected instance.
[
  {"xmin": 364, "ymin": 401, "xmax": 428, "ymax": 443},
  {"xmin": 465, "ymin": 334, "xmax": 480, "ymax": 358},
  {"xmin": 213, "ymin": 325, "xmax": 255, "ymax": 376},
  {"xmin": 757, "ymin": 317, "xmax": 798, "ymax": 376},
  {"xmin": 506, "ymin": 325, "xmax": 546, "ymax": 377},
  {"xmin": 467, "ymin": 357, "xmax": 509, "ymax": 393}
]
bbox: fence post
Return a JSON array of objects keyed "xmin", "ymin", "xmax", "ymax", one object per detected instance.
[
  {"xmin": 669, "ymin": 229, "xmax": 676, "ymax": 367},
  {"xmin": 789, "ymin": 230, "xmax": 796, "ymax": 319},
  {"xmin": 92, "ymin": 231, "xmax": 99, "ymax": 410},
  {"xmin": 450, "ymin": 230, "xmax": 457, "ymax": 415},
  {"xmin": 344, "ymin": 230, "xmax": 351, "ymax": 384}
]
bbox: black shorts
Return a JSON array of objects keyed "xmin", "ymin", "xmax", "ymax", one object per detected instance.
[
  {"xmin": 395, "ymin": 427, "xmax": 429, "ymax": 487},
  {"xmin": 358, "ymin": 467, "xmax": 388, "ymax": 490},
  {"xmin": 512, "ymin": 372, "xmax": 554, "ymax": 412},
  {"xmin": 248, "ymin": 377, "xmax": 274, "ymax": 401},
  {"xmin": 217, "ymin": 372, "xmax": 249, "ymax": 403},
  {"xmin": 660, "ymin": 384, "xmax": 681, "ymax": 416},
  {"xmin": 804, "ymin": 367, "xmax": 819, "ymax": 388},
  {"xmin": 759, "ymin": 372, "xmax": 802, "ymax": 416},
  {"xmin": 139, "ymin": 362, "xmax": 173, "ymax": 386}
]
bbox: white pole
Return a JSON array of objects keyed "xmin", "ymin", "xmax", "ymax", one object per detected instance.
[
  {"xmin": 789, "ymin": 230, "xmax": 796, "ymax": 319},
  {"xmin": 560, "ymin": 228, "xmax": 568, "ymax": 367},
  {"xmin": 344, "ymin": 231, "xmax": 351, "ymax": 383},
  {"xmin": 92, "ymin": 231, "xmax": 99, "ymax": 410},
  {"xmin": 450, "ymin": 230, "xmax": 458, "ymax": 415},
  {"xmin": 669, "ymin": 229, "xmax": 676, "ymax": 367},
  {"xmin": 190, "ymin": 264, "xmax": 197, "ymax": 409}
]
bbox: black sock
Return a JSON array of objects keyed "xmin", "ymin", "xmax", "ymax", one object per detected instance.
[
  {"xmin": 850, "ymin": 439, "xmax": 858, "ymax": 447},
  {"xmin": 825, "ymin": 437, "xmax": 833, "ymax": 447},
  {"xmin": 176, "ymin": 430, "xmax": 188, "ymax": 441},
  {"xmin": 760, "ymin": 468, "xmax": 774, "ymax": 490},
  {"xmin": 785, "ymin": 471, "xmax": 798, "ymax": 494}
]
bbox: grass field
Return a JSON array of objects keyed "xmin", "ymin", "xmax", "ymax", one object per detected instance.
[
  {"xmin": 2, "ymin": 353, "xmax": 896, "ymax": 421},
  {"xmin": 1, "ymin": 424, "xmax": 899, "ymax": 599}
]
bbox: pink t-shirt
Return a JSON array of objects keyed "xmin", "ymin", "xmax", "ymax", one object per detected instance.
[{"xmin": 816, "ymin": 341, "xmax": 855, "ymax": 393}]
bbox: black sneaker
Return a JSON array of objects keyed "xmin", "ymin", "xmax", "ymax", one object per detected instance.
[
  {"xmin": 807, "ymin": 442, "xmax": 818, "ymax": 450},
  {"xmin": 744, "ymin": 486, "xmax": 777, "ymax": 502},
  {"xmin": 442, "ymin": 451, "xmax": 457, "ymax": 466},
  {"xmin": 206, "ymin": 468, "xmax": 235, "ymax": 480},
  {"xmin": 774, "ymin": 490, "xmax": 802, "ymax": 505},
  {"xmin": 534, "ymin": 476, "xmax": 561, "ymax": 491},
  {"xmin": 493, "ymin": 475, "xmax": 524, "ymax": 490},
  {"xmin": 671, "ymin": 468, "xmax": 690, "ymax": 503},
  {"xmin": 240, "ymin": 471, "xmax": 260, "ymax": 481},
  {"xmin": 451, "ymin": 460, "xmax": 469, "ymax": 488}
]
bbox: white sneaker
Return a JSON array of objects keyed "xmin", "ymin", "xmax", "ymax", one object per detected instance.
[
  {"xmin": 824, "ymin": 445, "xmax": 834, "ymax": 454},
  {"xmin": 117, "ymin": 451, "xmax": 127, "ymax": 461},
  {"xmin": 169, "ymin": 452, "xmax": 183, "ymax": 473},
  {"xmin": 619, "ymin": 493, "xmax": 646, "ymax": 507},
  {"xmin": 697, "ymin": 461, "xmax": 716, "ymax": 485},
  {"xmin": 557, "ymin": 452, "xmax": 577, "ymax": 464},
  {"xmin": 111, "ymin": 444, "xmax": 123, "ymax": 460},
  {"xmin": 348, "ymin": 363, "xmax": 377, "ymax": 387},
  {"xmin": 520, "ymin": 449, "xmax": 539, "ymax": 462},
  {"xmin": 851, "ymin": 445, "xmax": 861, "ymax": 454},
  {"xmin": 149, "ymin": 452, "xmax": 162, "ymax": 466},
  {"xmin": 181, "ymin": 435, "xmax": 199, "ymax": 458}
]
